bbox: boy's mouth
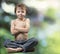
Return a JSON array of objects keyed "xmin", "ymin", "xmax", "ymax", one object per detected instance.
[
  {"xmin": 18, "ymin": 15, "xmax": 22, "ymax": 16},
  {"xmin": 17, "ymin": 13, "xmax": 25, "ymax": 17}
]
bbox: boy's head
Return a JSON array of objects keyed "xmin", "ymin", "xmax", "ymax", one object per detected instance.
[{"xmin": 15, "ymin": 4, "xmax": 27, "ymax": 18}]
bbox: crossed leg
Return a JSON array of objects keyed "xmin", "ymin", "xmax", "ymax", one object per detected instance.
[{"xmin": 4, "ymin": 38, "xmax": 38, "ymax": 53}]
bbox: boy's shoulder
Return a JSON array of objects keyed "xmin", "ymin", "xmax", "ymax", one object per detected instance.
[{"xmin": 26, "ymin": 18, "xmax": 30, "ymax": 22}]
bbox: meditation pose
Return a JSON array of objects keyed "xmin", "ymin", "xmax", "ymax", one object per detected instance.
[{"xmin": 3, "ymin": 4, "xmax": 38, "ymax": 53}]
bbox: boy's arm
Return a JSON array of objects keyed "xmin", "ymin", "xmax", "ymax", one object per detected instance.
[
  {"xmin": 10, "ymin": 20, "xmax": 20, "ymax": 35},
  {"xmin": 15, "ymin": 18, "xmax": 30, "ymax": 33}
]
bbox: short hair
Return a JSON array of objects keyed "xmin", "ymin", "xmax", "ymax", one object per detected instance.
[{"xmin": 15, "ymin": 3, "xmax": 27, "ymax": 13}]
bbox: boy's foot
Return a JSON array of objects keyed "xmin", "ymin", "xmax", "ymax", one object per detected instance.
[{"xmin": 16, "ymin": 48, "xmax": 23, "ymax": 52}]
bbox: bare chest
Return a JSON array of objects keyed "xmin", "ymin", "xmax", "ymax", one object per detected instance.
[{"xmin": 15, "ymin": 20, "xmax": 26, "ymax": 27}]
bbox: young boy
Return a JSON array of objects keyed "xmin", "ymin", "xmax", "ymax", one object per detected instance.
[{"xmin": 4, "ymin": 4, "xmax": 38, "ymax": 53}]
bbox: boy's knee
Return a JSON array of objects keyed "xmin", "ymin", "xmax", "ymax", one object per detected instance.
[{"xmin": 32, "ymin": 38, "xmax": 38, "ymax": 44}]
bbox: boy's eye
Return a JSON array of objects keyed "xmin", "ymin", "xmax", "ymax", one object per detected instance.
[
  {"xmin": 18, "ymin": 11, "xmax": 20, "ymax": 13},
  {"xmin": 22, "ymin": 11, "xmax": 24, "ymax": 13}
]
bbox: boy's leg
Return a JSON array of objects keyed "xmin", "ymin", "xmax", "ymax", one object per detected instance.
[
  {"xmin": 20, "ymin": 38, "xmax": 38, "ymax": 52},
  {"xmin": 3, "ymin": 39, "xmax": 22, "ymax": 48},
  {"xmin": 4, "ymin": 39, "xmax": 24, "ymax": 53}
]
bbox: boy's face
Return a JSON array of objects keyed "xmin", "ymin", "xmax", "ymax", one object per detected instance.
[{"xmin": 16, "ymin": 7, "xmax": 26, "ymax": 19}]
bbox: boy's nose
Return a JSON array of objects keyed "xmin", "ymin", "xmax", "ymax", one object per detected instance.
[{"xmin": 19, "ymin": 13, "xmax": 22, "ymax": 15}]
